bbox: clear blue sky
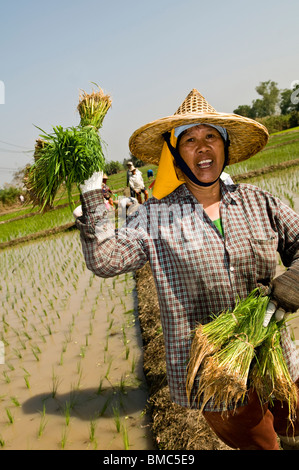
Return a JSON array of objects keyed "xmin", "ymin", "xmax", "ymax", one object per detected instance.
[{"xmin": 0, "ymin": 0, "xmax": 298, "ymax": 188}]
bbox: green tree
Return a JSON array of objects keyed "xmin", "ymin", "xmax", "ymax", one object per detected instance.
[
  {"xmin": 233, "ymin": 104, "xmax": 256, "ymax": 118},
  {"xmin": 104, "ymin": 160, "xmax": 122, "ymax": 175},
  {"xmin": 234, "ymin": 81, "xmax": 280, "ymax": 118},
  {"xmin": 252, "ymin": 80, "xmax": 280, "ymax": 117}
]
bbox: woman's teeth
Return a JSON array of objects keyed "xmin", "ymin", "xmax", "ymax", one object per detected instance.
[{"xmin": 197, "ymin": 159, "xmax": 213, "ymax": 168}]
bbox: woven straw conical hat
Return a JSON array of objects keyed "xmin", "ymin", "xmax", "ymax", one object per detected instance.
[{"xmin": 129, "ymin": 89, "xmax": 269, "ymax": 166}]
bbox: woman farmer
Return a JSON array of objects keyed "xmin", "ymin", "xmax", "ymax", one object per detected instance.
[{"xmin": 74, "ymin": 89, "xmax": 299, "ymax": 450}]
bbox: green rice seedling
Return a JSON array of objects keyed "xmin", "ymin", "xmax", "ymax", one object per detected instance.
[
  {"xmin": 251, "ymin": 321, "xmax": 298, "ymax": 421},
  {"xmin": 131, "ymin": 355, "xmax": 136, "ymax": 374},
  {"xmin": 122, "ymin": 325, "xmax": 128, "ymax": 345},
  {"xmin": 105, "ymin": 359, "xmax": 112, "ymax": 379},
  {"xmin": 67, "ymin": 390, "xmax": 79, "ymax": 411},
  {"xmin": 96, "ymin": 377, "xmax": 104, "ymax": 395},
  {"xmin": 99, "ymin": 397, "xmax": 112, "ymax": 417},
  {"xmin": 44, "ymin": 323, "xmax": 53, "ymax": 335},
  {"xmin": 59, "ymin": 351, "xmax": 64, "ymax": 366},
  {"xmin": 51, "ymin": 369, "xmax": 60, "ymax": 398},
  {"xmin": 24, "ymin": 374, "xmax": 30, "ymax": 389},
  {"xmin": 19, "ymin": 338, "xmax": 27, "ymax": 350},
  {"xmin": 104, "ymin": 334, "xmax": 109, "ymax": 352},
  {"xmin": 38, "ymin": 403, "xmax": 47, "ymax": 439},
  {"xmin": 89, "ymin": 419, "xmax": 97, "ymax": 446},
  {"xmin": 63, "ymin": 401, "xmax": 71, "ymax": 426},
  {"xmin": 121, "ymin": 421, "xmax": 130, "ymax": 450},
  {"xmin": 5, "ymin": 407, "xmax": 14, "ymax": 424},
  {"xmin": 3, "ymin": 371, "xmax": 11, "ymax": 384},
  {"xmin": 38, "ymin": 331, "xmax": 47, "ymax": 343},
  {"xmin": 0, "ymin": 334, "xmax": 9, "ymax": 347},
  {"xmin": 0, "ymin": 435, "xmax": 5, "ymax": 448},
  {"xmin": 23, "ymin": 331, "xmax": 32, "ymax": 341},
  {"xmin": 119, "ymin": 374, "xmax": 127, "ymax": 394},
  {"xmin": 108, "ymin": 318, "xmax": 114, "ymax": 330},
  {"xmin": 10, "ymin": 396, "xmax": 21, "ymax": 407},
  {"xmin": 60, "ymin": 426, "xmax": 68, "ymax": 449},
  {"xmin": 80, "ymin": 346, "xmax": 86, "ymax": 358},
  {"xmin": 13, "ymin": 348, "xmax": 22, "ymax": 359},
  {"xmin": 31, "ymin": 346, "xmax": 40, "ymax": 361},
  {"xmin": 124, "ymin": 309, "xmax": 134, "ymax": 315},
  {"xmin": 21, "ymin": 367, "xmax": 30, "ymax": 376},
  {"xmin": 113, "ymin": 406, "xmax": 121, "ymax": 433},
  {"xmin": 75, "ymin": 370, "xmax": 83, "ymax": 390},
  {"xmin": 76, "ymin": 360, "xmax": 83, "ymax": 376}
]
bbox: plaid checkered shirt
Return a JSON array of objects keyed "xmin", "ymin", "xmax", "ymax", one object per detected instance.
[{"xmin": 76, "ymin": 182, "xmax": 299, "ymax": 412}]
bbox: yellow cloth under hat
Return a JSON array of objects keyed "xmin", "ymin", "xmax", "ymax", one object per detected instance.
[{"xmin": 152, "ymin": 129, "xmax": 185, "ymax": 199}]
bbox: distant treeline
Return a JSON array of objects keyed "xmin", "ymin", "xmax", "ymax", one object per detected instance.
[{"xmin": 234, "ymin": 80, "xmax": 299, "ymax": 133}]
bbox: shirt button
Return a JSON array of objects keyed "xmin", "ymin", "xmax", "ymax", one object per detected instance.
[{"xmin": 230, "ymin": 266, "xmax": 235, "ymax": 272}]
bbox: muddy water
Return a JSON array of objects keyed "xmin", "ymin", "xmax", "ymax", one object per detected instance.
[{"xmin": 0, "ymin": 232, "xmax": 154, "ymax": 450}]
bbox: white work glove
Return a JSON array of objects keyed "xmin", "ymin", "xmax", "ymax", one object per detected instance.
[
  {"xmin": 73, "ymin": 171, "xmax": 103, "ymax": 219},
  {"xmin": 79, "ymin": 171, "xmax": 103, "ymax": 194},
  {"xmin": 263, "ymin": 300, "xmax": 288, "ymax": 327},
  {"xmin": 73, "ymin": 205, "xmax": 83, "ymax": 219}
]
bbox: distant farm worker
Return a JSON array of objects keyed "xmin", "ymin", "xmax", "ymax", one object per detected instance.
[
  {"xmin": 74, "ymin": 89, "xmax": 299, "ymax": 450},
  {"xmin": 147, "ymin": 168, "xmax": 154, "ymax": 180},
  {"xmin": 126, "ymin": 161, "xmax": 142, "ymax": 197},
  {"xmin": 128, "ymin": 166, "xmax": 148, "ymax": 203},
  {"xmin": 101, "ymin": 174, "xmax": 115, "ymax": 208}
]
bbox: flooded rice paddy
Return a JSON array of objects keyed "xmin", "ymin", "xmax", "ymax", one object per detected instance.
[{"xmin": 0, "ymin": 231, "xmax": 154, "ymax": 450}]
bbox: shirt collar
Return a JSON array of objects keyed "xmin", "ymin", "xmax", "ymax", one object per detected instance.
[{"xmin": 174, "ymin": 181, "xmax": 239, "ymax": 205}]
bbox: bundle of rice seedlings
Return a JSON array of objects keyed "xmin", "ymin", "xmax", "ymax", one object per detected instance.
[
  {"xmin": 251, "ymin": 320, "xmax": 298, "ymax": 421},
  {"xmin": 77, "ymin": 84, "xmax": 112, "ymax": 130},
  {"xmin": 25, "ymin": 84, "xmax": 111, "ymax": 211},
  {"xmin": 187, "ymin": 289, "xmax": 297, "ymax": 419},
  {"xmin": 186, "ymin": 288, "xmax": 261, "ymax": 402},
  {"xmin": 193, "ymin": 294, "xmax": 270, "ymax": 410},
  {"xmin": 24, "ymin": 139, "xmax": 57, "ymax": 211}
]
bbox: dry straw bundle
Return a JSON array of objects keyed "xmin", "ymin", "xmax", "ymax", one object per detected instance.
[
  {"xmin": 25, "ymin": 84, "xmax": 111, "ymax": 211},
  {"xmin": 186, "ymin": 289, "xmax": 297, "ymax": 421},
  {"xmin": 77, "ymin": 84, "xmax": 112, "ymax": 130}
]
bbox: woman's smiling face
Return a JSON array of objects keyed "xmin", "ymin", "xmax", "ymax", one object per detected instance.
[{"xmin": 177, "ymin": 124, "xmax": 225, "ymax": 185}]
